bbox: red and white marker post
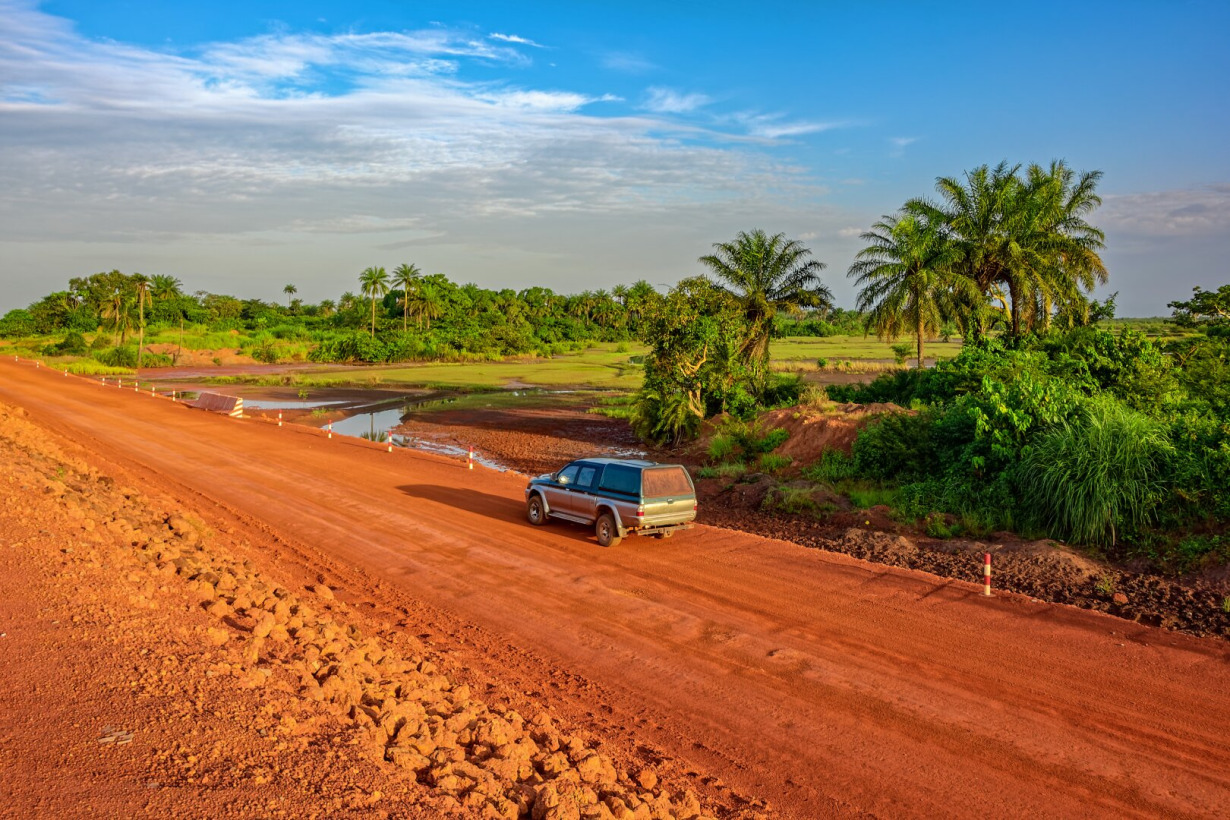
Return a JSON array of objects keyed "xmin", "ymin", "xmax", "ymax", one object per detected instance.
[
  {"xmin": 467, "ymin": 447, "xmax": 474, "ymax": 470},
  {"xmin": 387, "ymin": 436, "xmax": 393, "ymax": 453},
  {"xmin": 327, "ymin": 421, "xmax": 333, "ymax": 439},
  {"xmin": 983, "ymin": 552, "xmax": 992, "ymax": 596},
  {"xmin": 277, "ymin": 411, "xmax": 283, "ymax": 427}
]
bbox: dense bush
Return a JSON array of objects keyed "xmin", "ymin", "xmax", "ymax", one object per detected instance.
[
  {"xmin": 832, "ymin": 322, "xmax": 1230, "ymax": 557},
  {"xmin": 1020, "ymin": 399, "xmax": 1173, "ymax": 546}
]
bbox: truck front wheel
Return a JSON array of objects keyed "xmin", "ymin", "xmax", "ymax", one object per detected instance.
[
  {"xmin": 527, "ymin": 495, "xmax": 548, "ymax": 526},
  {"xmin": 595, "ymin": 513, "xmax": 621, "ymax": 548}
]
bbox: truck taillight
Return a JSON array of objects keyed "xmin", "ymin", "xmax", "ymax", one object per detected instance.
[
  {"xmin": 693, "ymin": 503, "xmax": 697, "ymax": 510},
  {"xmin": 636, "ymin": 506, "xmax": 644, "ymax": 517}
]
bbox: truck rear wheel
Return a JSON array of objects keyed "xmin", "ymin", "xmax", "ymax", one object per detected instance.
[
  {"xmin": 595, "ymin": 513, "xmax": 621, "ymax": 548},
  {"xmin": 527, "ymin": 495, "xmax": 547, "ymax": 526}
]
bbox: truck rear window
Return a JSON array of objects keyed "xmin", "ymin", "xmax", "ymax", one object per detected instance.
[
  {"xmin": 642, "ymin": 466, "xmax": 693, "ymax": 498},
  {"xmin": 598, "ymin": 464, "xmax": 640, "ymax": 495}
]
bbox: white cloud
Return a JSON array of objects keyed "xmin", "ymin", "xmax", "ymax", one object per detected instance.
[
  {"xmin": 643, "ymin": 87, "xmax": 709, "ymax": 113},
  {"xmin": 0, "ymin": 3, "xmax": 861, "ymax": 309},
  {"xmin": 837, "ymin": 226, "xmax": 864, "ymax": 238},
  {"xmin": 888, "ymin": 136, "xmax": 917, "ymax": 157},
  {"xmin": 1100, "ymin": 185, "xmax": 1230, "ymax": 237},
  {"xmin": 600, "ymin": 51, "xmax": 656, "ymax": 73},
  {"xmin": 489, "ymin": 32, "xmax": 545, "ymax": 48}
]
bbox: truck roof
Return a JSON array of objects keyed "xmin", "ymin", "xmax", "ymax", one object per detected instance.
[{"xmin": 574, "ymin": 457, "xmax": 659, "ymax": 468}]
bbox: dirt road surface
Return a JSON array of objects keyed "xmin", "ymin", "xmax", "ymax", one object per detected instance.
[{"xmin": 3, "ymin": 359, "xmax": 1229, "ymax": 819}]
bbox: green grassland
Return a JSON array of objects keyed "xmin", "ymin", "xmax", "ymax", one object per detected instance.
[{"xmin": 770, "ymin": 335, "xmax": 965, "ymax": 362}]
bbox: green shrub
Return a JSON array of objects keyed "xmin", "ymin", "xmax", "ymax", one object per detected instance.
[
  {"xmin": 923, "ymin": 512, "xmax": 959, "ymax": 539},
  {"xmin": 891, "ymin": 342, "xmax": 913, "ymax": 365},
  {"xmin": 758, "ymin": 453, "xmax": 793, "ymax": 473},
  {"xmin": 94, "ymin": 346, "xmax": 138, "ymax": 368},
  {"xmin": 763, "ymin": 486, "xmax": 818, "ymax": 515},
  {"xmin": 43, "ymin": 332, "xmax": 89, "ymax": 357},
  {"xmin": 803, "ymin": 449, "xmax": 858, "ymax": 484},
  {"xmin": 816, "ymin": 357, "xmax": 828, "ymax": 369},
  {"xmin": 707, "ymin": 434, "xmax": 738, "ymax": 463},
  {"xmin": 1020, "ymin": 399, "xmax": 1173, "ymax": 547}
]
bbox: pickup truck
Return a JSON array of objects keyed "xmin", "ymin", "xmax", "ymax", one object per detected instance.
[{"xmin": 525, "ymin": 457, "xmax": 697, "ymax": 547}]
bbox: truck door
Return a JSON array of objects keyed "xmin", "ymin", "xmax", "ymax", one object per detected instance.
[
  {"xmin": 570, "ymin": 465, "xmax": 601, "ymax": 522},
  {"xmin": 545, "ymin": 464, "xmax": 580, "ymax": 516}
]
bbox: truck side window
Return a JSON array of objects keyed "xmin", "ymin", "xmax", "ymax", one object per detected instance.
[
  {"xmin": 598, "ymin": 464, "xmax": 640, "ymax": 495},
  {"xmin": 556, "ymin": 465, "xmax": 580, "ymax": 485},
  {"xmin": 575, "ymin": 466, "xmax": 597, "ymax": 490}
]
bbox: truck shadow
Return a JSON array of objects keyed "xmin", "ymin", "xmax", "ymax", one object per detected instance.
[{"xmin": 395, "ymin": 484, "xmax": 526, "ymax": 522}]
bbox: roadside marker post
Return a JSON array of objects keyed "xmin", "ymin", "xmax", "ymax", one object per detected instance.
[
  {"xmin": 277, "ymin": 412, "xmax": 283, "ymax": 427},
  {"xmin": 983, "ymin": 553, "xmax": 992, "ymax": 596},
  {"xmin": 467, "ymin": 447, "xmax": 474, "ymax": 470},
  {"xmin": 387, "ymin": 437, "xmax": 393, "ymax": 453},
  {"xmin": 327, "ymin": 421, "xmax": 333, "ymax": 439}
]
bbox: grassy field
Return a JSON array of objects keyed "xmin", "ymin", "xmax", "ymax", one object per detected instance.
[{"xmin": 770, "ymin": 335, "xmax": 965, "ymax": 363}]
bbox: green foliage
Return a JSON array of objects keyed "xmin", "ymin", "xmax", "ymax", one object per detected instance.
[
  {"xmin": 758, "ymin": 453, "xmax": 793, "ymax": 473},
  {"xmin": 890, "ymin": 342, "xmax": 913, "ymax": 364},
  {"xmin": 924, "ymin": 512, "xmax": 959, "ymax": 539},
  {"xmin": 762, "ymin": 485, "xmax": 818, "ymax": 515},
  {"xmin": 1020, "ymin": 399, "xmax": 1173, "ymax": 546},
  {"xmin": 707, "ymin": 434, "xmax": 737, "ymax": 462},
  {"xmin": 43, "ymin": 332, "xmax": 88, "ymax": 356},
  {"xmin": 802, "ymin": 449, "xmax": 858, "ymax": 484},
  {"xmin": 94, "ymin": 345, "xmax": 138, "ymax": 368},
  {"xmin": 0, "ymin": 309, "xmax": 35, "ymax": 337}
]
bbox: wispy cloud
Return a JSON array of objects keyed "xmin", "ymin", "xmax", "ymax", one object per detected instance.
[
  {"xmin": 600, "ymin": 51, "xmax": 656, "ymax": 73},
  {"xmin": 643, "ymin": 87, "xmax": 709, "ymax": 113},
  {"xmin": 837, "ymin": 226, "xmax": 864, "ymax": 238},
  {"xmin": 888, "ymin": 136, "xmax": 917, "ymax": 157},
  {"xmin": 0, "ymin": 2, "xmax": 829, "ymax": 250},
  {"xmin": 489, "ymin": 32, "xmax": 546, "ymax": 49},
  {"xmin": 734, "ymin": 112, "xmax": 844, "ymax": 140},
  {"xmin": 1100, "ymin": 185, "xmax": 1230, "ymax": 237}
]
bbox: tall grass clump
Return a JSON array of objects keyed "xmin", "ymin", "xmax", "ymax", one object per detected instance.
[{"xmin": 1020, "ymin": 399, "xmax": 1173, "ymax": 547}]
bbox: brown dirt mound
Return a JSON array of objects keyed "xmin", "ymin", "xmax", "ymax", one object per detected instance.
[{"xmin": 756, "ymin": 402, "xmax": 905, "ymax": 464}]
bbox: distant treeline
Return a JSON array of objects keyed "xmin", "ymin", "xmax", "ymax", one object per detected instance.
[{"xmin": 0, "ymin": 269, "xmax": 859, "ymax": 365}]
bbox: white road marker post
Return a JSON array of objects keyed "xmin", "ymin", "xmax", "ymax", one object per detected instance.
[
  {"xmin": 327, "ymin": 421, "xmax": 333, "ymax": 440},
  {"xmin": 277, "ymin": 411, "xmax": 283, "ymax": 427},
  {"xmin": 467, "ymin": 446, "xmax": 474, "ymax": 470},
  {"xmin": 983, "ymin": 553, "xmax": 992, "ymax": 597}
]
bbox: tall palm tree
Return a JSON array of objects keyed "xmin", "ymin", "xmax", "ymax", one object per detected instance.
[
  {"xmin": 150, "ymin": 274, "xmax": 184, "ymax": 361},
  {"xmin": 150, "ymin": 274, "xmax": 182, "ymax": 301},
  {"xmin": 849, "ymin": 213, "xmax": 976, "ymax": 368},
  {"xmin": 699, "ymin": 229, "xmax": 831, "ymax": 382},
  {"xmin": 132, "ymin": 274, "xmax": 151, "ymax": 369},
  {"xmin": 100, "ymin": 289, "xmax": 131, "ymax": 346},
  {"xmin": 282, "ymin": 283, "xmax": 297, "ymax": 303},
  {"xmin": 409, "ymin": 282, "xmax": 445, "ymax": 331},
  {"xmin": 906, "ymin": 161, "xmax": 1106, "ymax": 339},
  {"xmin": 392, "ymin": 263, "xmax": 421, "ymax": 332},
  {"xmin": 358, "ymin": 267, "xmax": 390, "ymax": 337}
]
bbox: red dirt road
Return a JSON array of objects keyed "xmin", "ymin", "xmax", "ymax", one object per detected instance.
[{"xmin": 4, "ymin": 360, "xmax": 1229, "ymax": 819}]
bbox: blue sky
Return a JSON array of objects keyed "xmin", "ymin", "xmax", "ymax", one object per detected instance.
[{"xmin": 2, "ymin": 0, "xmax": 1228, "ymax": 314}]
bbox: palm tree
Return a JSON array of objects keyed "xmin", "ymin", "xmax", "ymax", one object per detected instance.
[
  {"xmin": 392, "ymin": 263, "xmax": 421, "ymax": 332},
  {"xmin": 100, "ymin": 289, "xmax": 131, "ymax": 346},
  {"xmin": 318, "ymin": 299, "xmax": 336, "ymax": 318},
  {"xmin": 150, "ymin": 274, "xmax": 182, "ymax": 301},
  {"xmin": 132, "ymin": 274, "xmax": 151, "ymax": 369},
  {"xmin": 699, "ymin": 229, "xmax": 831, "ymax": 383},
  {"xmin": 358, "ymin": 267, "xmax": 390, "ymax": 337},
  {"xmin": 906, "ymin": 161, "xmax": 1106, "ymax": 339},
  {"xmin": 283, "ymin": 283, "xmax": 297, "ymax": 303},
  {"xmin": 849, "ymin": 213, "xmax": 976, "ymax": 368},
  {"xmin": 409, "ymin": 282, "xmax": 445, "ymax": 331},
  {"xmin": 150, "ymin": 274, "xmax": 184, "ymax": 361}
]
